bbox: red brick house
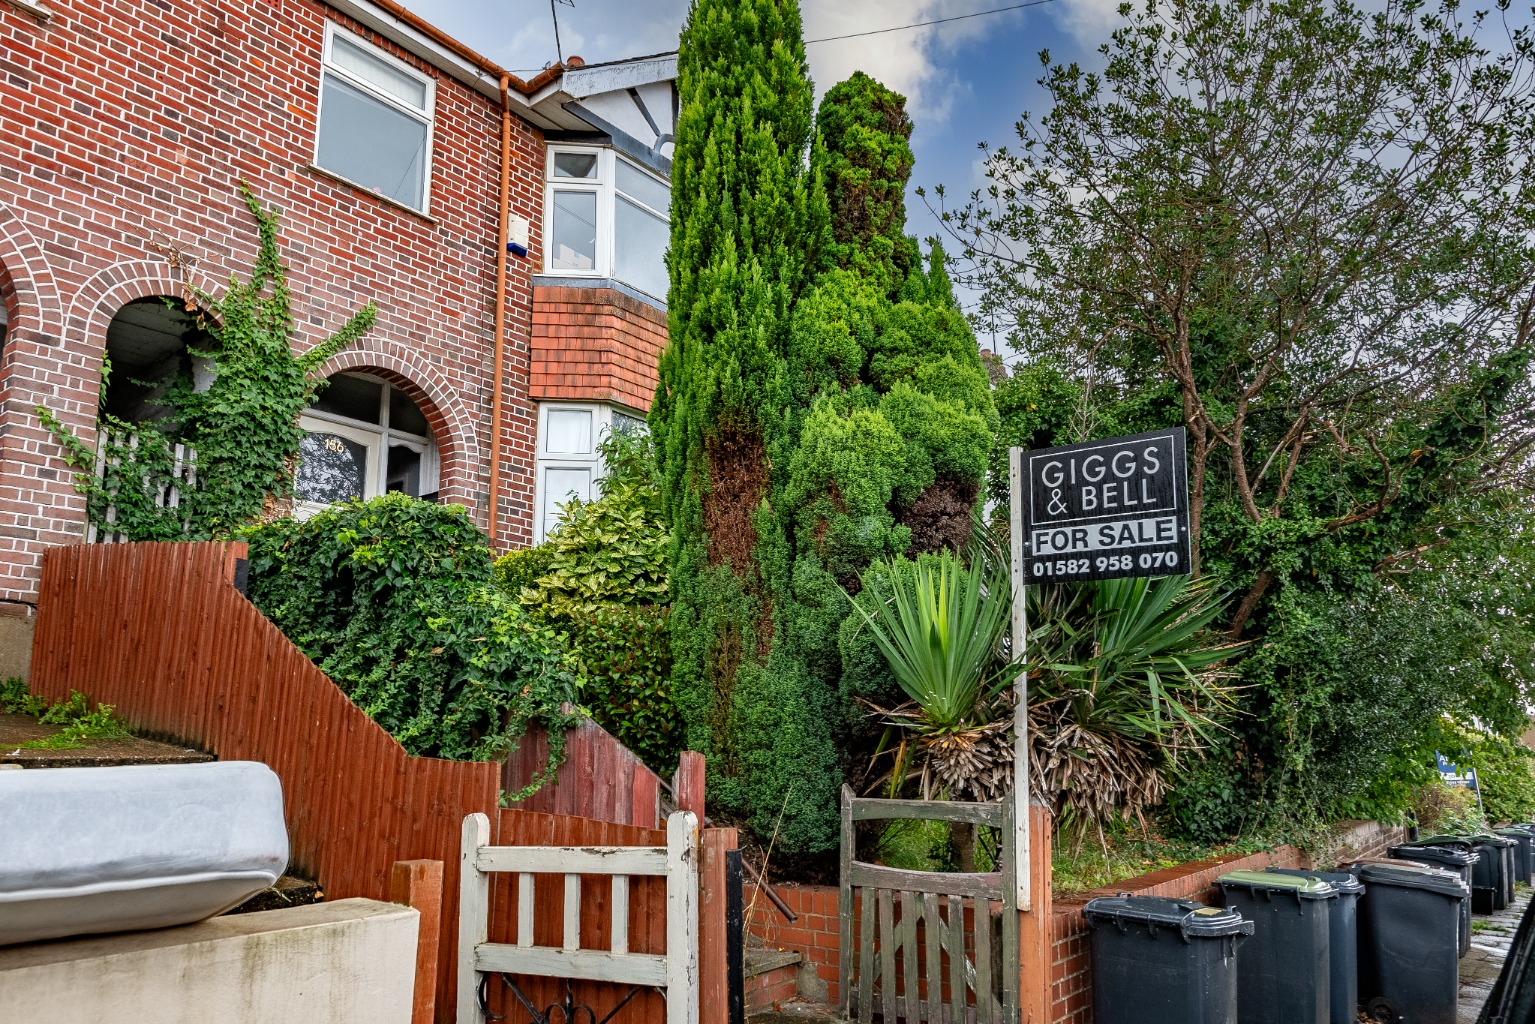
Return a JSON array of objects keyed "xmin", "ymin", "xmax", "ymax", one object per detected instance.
[{"xmin": 0, "ymin": 0, "xmax": 675, "ymax": 656}]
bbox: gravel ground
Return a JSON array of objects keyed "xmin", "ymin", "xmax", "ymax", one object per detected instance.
[{"xmin": 1458, "ymin": 885, "xmax": 1531, "ymax": 1024}]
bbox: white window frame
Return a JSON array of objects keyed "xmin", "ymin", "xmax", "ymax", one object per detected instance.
[
  {"xmin": 542, "ymin": 146, "xmax": 669, "ymax": 298},
  {"xmin": 533, "ymin": 401, "xmax": 646, "ymax": 543},
  {"xmin": 296, "ymin": 373, "xmax": 440, "ymax": 517},
  {"xmin": 315, "ymin": 23, "xmax": 437, "ymax": 215}
]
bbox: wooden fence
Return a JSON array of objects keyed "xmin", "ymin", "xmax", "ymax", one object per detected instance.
[
  {"xmin": 504, "ymin": 716, "xmax": 663, "ymax": 829},
  {"xmin": 87, "ymin": 429, "xmax": 196, "ymax": 543},
  {"xmin": 29, "ymin": 541, "xmax": 729, "ymax": 1024}
]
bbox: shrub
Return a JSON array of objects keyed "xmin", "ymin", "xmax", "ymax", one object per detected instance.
[
  {"xmin": 1413, "ymin": 782, "xmax": 1489, "ymax": 835},
  {"xmin": 1459, "ymin": 730, "xmax": 1535, "ymax": 825},
  {"xmin": 241, "ymin": 494, "xmax": 578, "ymax": 773},
  {"xmin": 561, "ymin": 605, "xmax": 679, "ymax": 772},
  {"xmin": 498, "ymin": 430, "xmax": 680, "ymax": 773},
  {"xmin": 505, "ymin": 430, "xmax": 667, "ymax": 616},
  {"xmin": 493, "ymin": 545, "xmax": 556, "ymax": 598}
]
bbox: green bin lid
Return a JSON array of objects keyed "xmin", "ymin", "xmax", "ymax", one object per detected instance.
[
  {"xmin": 1219, "ymin": 869, "xmax": 1336, "ymax": 899},
  {"xmin": 1083, "ymin": 895, "xmax": 1253, "ymax": 939},
  {"xmin": 1263, "ymin": 867, "xmax": 1364, "ymax": 895}
]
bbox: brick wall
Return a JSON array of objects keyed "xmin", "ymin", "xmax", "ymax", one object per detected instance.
[
  {"xmin": 747, "ymin": 884, "xmax": 844, "ymax": 1008},
  {"xmin": 746, "ymin": 820, "xmax": 1408, "ymax": 1024},
  {"xmin": 0, "ymin": 0, "xmax": 548, "ymax": 608},
  {"xmin": 530, "ymin": 282, "xmax": 667, "ymax": 412},
  {"xmin": 745, "ymin": 962, "xmax": 802, "ymax": 1012}
]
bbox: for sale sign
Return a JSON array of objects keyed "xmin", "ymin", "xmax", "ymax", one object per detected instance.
[{"xmin": 1018, "ymin": 428, "xmax": 1190, "ymax": 584}]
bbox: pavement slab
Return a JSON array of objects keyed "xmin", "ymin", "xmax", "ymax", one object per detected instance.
[{"xmin": 1458, "ymin": 885, "xmax": 1531, "ymax": 1024}]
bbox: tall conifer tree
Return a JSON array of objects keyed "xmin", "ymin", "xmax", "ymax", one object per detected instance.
[
  {"xmin": 651, "ymin": 0, "xmax": 824, "ymax": 831},
  {"xmin": 658, "ymin": 11, "xmax": 997, "ymax": 853}
]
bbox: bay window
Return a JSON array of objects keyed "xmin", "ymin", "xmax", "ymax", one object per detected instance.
[
  {"xmin": 544, "ymin": 146, "xmax": 670, "ymax": 302},
  {"xmin": 534, "ymin": 402, "xmax": 645, "ymax": 542}
]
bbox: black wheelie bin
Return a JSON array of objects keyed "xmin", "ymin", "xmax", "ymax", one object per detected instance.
[
  {"xmin": 1469, "ymin": 833, "xmax": 1518, "ymax": 909},
  {"xmin": 1217, "ymin": 870, "xmax": 1334, "ymax": 1024},
  {"xmin": 1265, "ymin": 868, "xmax": 1364, "ymax": 1024},
  {"xmin": 1497, "ymin": 826, "xmax": 1535, "ymax": 886},
  {"xmin": 1390, "ymin": 842, "xmax": 1477, "ymax": 956},
  {"xmin": 1346, "ymin": 859, "xmax": 1469, "ymax": 1024},
  {"xmin": 1419, "ymin": 833, "xmax": 1510, "ymax": 912},
  {"xmin": 1083, "ymin": 895, "xmax": 1253, "ymax": 1024}
]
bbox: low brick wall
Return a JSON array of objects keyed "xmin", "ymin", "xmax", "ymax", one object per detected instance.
[
  {"xmin": 746, "ymin": 885, "xmax": 843, "ymax": 1010},
  {"xmin": 745, "ymin": 820, "xmax": 1408, "ymax": 1023},
  {"xmin": 745, "ymin": 960, "xmax": 803, "ymax": 1011},
  {"xmin": 1049, "ymin": 846, "xmax": 1307, "ymax": 1024}
]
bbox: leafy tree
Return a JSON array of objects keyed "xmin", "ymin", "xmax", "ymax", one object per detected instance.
[
  {"xmin": 43, "ymin": 183, "xmax": 376, "ymax": 538},
  {"xmin": 949, "ymin": 0, "xmax": 1535, "ymax": 832}
]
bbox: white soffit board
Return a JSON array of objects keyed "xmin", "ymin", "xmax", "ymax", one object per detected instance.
[{"xmin": 561, "ymin": 55, "xmax": 678, "ymax": 99}]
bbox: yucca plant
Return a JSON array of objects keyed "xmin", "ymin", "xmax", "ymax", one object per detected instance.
[
  {"xmin": 1025, "ymin": 575, "xmax": 1242, "ymax": 845},
  {"xmin": 844, "ymin": 532, "xmax": 1023, "ymax": 803}
]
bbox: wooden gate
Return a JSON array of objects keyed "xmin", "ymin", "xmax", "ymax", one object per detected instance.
[
  {"xmin": 839, "ymin": 787, "xmax": 1019, "ymax": 1024},
  {"xmin": 459, "ymin": 810, "xmax": 700, "ymax": 1024}
]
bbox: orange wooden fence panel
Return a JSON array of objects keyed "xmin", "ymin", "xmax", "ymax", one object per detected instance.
[{"xmin": 503, "ymin": 716, "xmax": 663, "ymax": 829}]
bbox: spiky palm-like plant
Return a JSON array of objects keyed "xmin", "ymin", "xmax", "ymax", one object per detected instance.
[
  {"xmin": 1026, "ymin": 575, "xmax": 1241, "ymax": 841},
  {"xmin": 845, "ymin": 538, "xmax": 1021, "ymax": 802}
]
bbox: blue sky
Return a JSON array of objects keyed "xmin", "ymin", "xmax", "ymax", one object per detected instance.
[{"xmin": 400, "ymin": 0, "xmax": 1119, "ymax": 327}]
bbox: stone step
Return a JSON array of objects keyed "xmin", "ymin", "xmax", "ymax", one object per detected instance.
[{"xmin": 745, "ymin": 947, "xmax": 803, "ymax": 979}]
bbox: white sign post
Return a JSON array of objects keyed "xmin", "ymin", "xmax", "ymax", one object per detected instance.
[
  {"xmin": 1008, "ymin": 447, "xmax": 1032, "ymax": 909},
  {"xmin": 1010, "ymin": 428, "xmax": 1191, "ymax": 909}
]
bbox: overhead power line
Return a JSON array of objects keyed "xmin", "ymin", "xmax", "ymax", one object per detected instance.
[
  {"xmin": 506, "ymin": 0, "xmax": 1058, "ymax": 73},
  {"xmin": 804, "ymin": 0, "xmax": 1057, "ymax": 45}
]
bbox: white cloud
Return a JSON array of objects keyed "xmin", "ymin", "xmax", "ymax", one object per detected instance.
[
  {"xmin": 802, "ymin": 0, "xmax": 1008, "ymax": 124},
  {"xmin": 1046, "ymin": 0, "xmax": 1126, "ymax": 46}
]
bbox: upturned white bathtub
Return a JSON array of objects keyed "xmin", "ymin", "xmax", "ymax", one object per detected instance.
[{"xmin": 0, "ymin": 761, "xmax": 289, "ymax": 945}]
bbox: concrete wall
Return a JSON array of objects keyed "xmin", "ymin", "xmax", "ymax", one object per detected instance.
[{"xmin": 0, "ymin": 897, "xmax": 418, "ymax": 1024}]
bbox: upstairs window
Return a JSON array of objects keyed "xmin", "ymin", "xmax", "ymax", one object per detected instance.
[
  {"xmin": 544, "ymin": 147, "xmax": 670, "ymax": 302},
  {"xmin": 316, "ymin": 25, "xmax": 435, "ymax": 213}
]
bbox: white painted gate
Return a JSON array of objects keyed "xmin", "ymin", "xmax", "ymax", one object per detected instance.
[{"xmin": 457, "ymin": 810, "xmax": 699, "ymax": 1024}]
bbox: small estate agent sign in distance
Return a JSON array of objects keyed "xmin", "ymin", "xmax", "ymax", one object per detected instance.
[{"xmin": 1008, "ymin": 427, "xmax": 1191, "ymax": 910}]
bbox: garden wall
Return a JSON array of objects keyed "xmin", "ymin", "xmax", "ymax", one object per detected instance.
[{"xmin": 745, "ymin": 820, "xmax": 1408, "ymax": 1023}]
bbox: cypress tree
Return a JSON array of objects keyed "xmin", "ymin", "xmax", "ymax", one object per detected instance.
[{"xmin": 651, "ymin": 0, "xmax": 824, "ymax": 832}]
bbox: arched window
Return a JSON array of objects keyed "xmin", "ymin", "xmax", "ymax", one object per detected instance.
[{"xmin": 295, "ymin": 372, "xmax": 438, "ymax": 514}]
